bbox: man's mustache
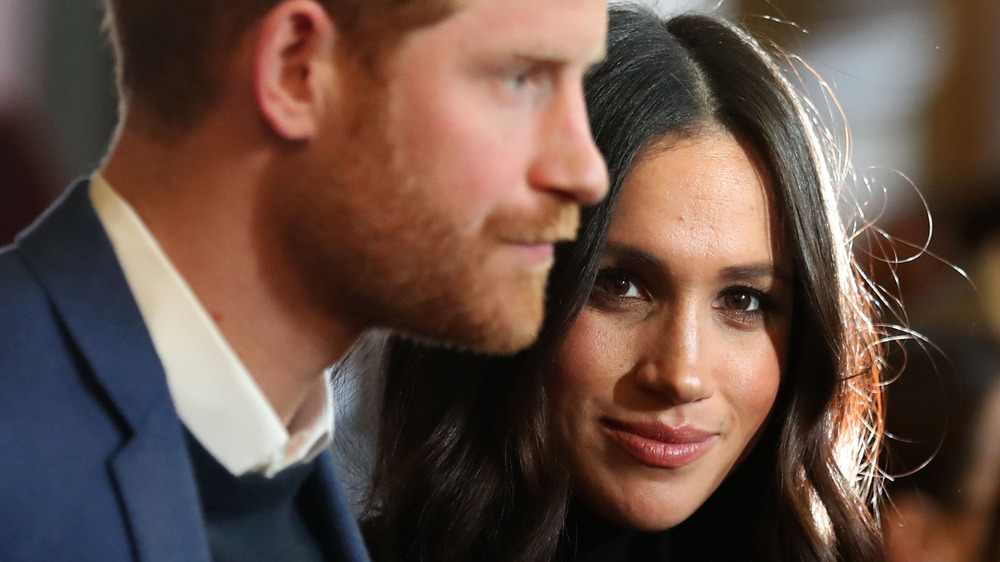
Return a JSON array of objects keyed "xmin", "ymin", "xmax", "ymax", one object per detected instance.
[{"xmin": 484, "ymin": 202, "xmax": 581, "ymax": 245}]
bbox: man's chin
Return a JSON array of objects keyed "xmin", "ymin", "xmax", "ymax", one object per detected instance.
[
  {"xmin": 469, "ymin": 316, "xmax": 543, "ymax": 356},
  {"xmin": 461, "ymin": 286, "xmax": 547, "ymax": 355},
  {"xmin": 391, "ymin": 296, "xmax": 545, "ymax": 355},
  {"xmin": 396, "ymin": 318, "xmax": 542, "ymax": 356}
]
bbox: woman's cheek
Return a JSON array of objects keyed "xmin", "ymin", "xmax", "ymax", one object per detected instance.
[
  {"xmin": 549, "ymin": 309, "xmax": 631, "ymax": 449},
  {"xmin": 556, "ymin": 309, "xmax": 633, "ymax": 387},
  {"xmin": 721, "ymin": 337, "xmax": 783, "ymax": 432}
]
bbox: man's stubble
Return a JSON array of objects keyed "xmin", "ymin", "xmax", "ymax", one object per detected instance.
[{"xmin": 272, "ymin": 82, "xmax": 578, "ymax": 355}]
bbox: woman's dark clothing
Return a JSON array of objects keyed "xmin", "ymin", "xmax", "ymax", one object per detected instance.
[
  {"xmin": 555, "ymin": 472, "xmax": 764, "ymax": 562},
  {"xmin": 555, "ymin": 504, "xmax": 676, "ymax": 562}
]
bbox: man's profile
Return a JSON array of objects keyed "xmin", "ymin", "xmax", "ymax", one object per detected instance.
[{"xmin": 0, "ymin": 0, "xmax": 608, "ymax": 560}]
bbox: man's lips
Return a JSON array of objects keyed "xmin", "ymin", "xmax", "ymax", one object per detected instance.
[
  {"xmin": 601, "ymin": 419, "xmax": 718, "ymax": 469},
  {"xmin": 515, "ymin": 243, "xmax": 554, "ymax": 263},
  {"xmin": 504, "ymin": 237, "xmax": 569, "ymax": 263},
  {"xmin": 501, "ymin": 219, "xmax": 577, "ymax": 265}
]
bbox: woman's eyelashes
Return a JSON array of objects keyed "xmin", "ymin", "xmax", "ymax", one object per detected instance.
[
  {"xmin": 590, "ymin": 266, "xmax": 783, "ymax": 327},
  {"xmin": 590, "ymin": 268, "xmax": 648, "ymax": 308},
  {"xmin": 713, "ymin": 285, "xmax": 779, "ymax": 328}
]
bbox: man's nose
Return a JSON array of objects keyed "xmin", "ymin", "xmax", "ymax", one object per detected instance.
[{"xmin": 527, "ymin": 81, "xmax": 609, "ymax": 206}]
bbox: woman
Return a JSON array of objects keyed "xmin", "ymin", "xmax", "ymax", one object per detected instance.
[{"xmin": 357, "ymin": 7, "xmax": 886, "ymax": 561}]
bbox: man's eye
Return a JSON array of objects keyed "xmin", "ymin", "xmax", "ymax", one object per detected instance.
[{"xmin": 506, "ymin": 71, "xmax": 530, "ymax": 90}]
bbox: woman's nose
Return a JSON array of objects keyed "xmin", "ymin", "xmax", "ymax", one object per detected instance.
[{"xmin": 632, "ymin": 309, "xmax": 712, "ymax": 404}]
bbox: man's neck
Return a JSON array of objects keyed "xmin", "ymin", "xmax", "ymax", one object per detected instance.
[{"xmin": 102, "ymin": 121, "xmax": 359, "ymax": 425}]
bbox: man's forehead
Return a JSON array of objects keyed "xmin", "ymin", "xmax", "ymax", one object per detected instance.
[{"xmin": 442, "ymin": 0, "xmax": 608, "ymax": 63}]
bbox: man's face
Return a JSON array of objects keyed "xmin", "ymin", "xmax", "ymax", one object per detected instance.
[{"xmin": 278, "ymin": 0, "xmax": 609, "ymax": 354}]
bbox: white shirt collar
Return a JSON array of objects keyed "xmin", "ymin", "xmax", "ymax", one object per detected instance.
[{"xmin": 89, "ymin": 173, "xmax": 334, "ymax": 478}]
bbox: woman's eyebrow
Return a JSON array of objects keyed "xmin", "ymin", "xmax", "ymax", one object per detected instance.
[
  {"xmin": 604, "ymin": 243, "xmax": 792, "ymax": 285},
  {"xmin": 602, "ymin": 242, "xmax": 664, "ymax": 269},
  {"xmin": 719, "ymin": 263, "xmax": 791, "ymax": 284}
]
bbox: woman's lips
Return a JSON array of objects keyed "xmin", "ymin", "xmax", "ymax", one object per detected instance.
[{"xmin": 601, "ymin": 419, "xmax": 717, "ymax": 469}]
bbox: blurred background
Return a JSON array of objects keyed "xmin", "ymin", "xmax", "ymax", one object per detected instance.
[{"xmin": 3, "ymin": 0, "xmax": 999, "ymax": 559}]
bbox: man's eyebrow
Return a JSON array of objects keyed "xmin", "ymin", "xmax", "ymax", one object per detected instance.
[{"xmin": 509, "ymin": 41, "xmax": 606, "ymax": 68}]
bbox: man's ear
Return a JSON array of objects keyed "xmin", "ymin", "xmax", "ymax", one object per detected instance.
[{"xmin": 254, "ymin": 0, "xmax": 337, "ymax": 141}]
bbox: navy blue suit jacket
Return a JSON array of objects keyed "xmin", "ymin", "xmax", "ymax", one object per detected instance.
[{"xmin": 0, "ymin": 181, "xmax": 370, "ymax": 561}]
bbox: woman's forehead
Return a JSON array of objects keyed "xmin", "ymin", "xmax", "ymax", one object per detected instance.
[{"xmin": 610, "ymin": 130, "xmax": 787, "ymax": 269}]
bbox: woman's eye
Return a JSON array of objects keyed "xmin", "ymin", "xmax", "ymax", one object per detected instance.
[
  {"xmin": 715, "ymin": 286, "xmax": 772, "ymax": 327},
  {"xmin": 592, "ymin": 269, "xmax": 645, "ymax": 302},
  {"xmin": 722, "ymin": 290, "xmax": 760, "ymax": 312}
]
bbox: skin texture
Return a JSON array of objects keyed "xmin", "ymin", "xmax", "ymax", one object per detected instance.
[
  {"xmin": 274, "ymin": 0, "xmax": 610, "ymax": 356},
  {"xmin": 103, "ymin": 0, "xmax": 608, "ymax": 423},
  {"xmin": 548, "ymin": 130, "xmax": 792, "ymax": 530}
]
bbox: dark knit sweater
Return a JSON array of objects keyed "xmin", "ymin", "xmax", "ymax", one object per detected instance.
[{"xmin": 185, "ymin": 432, "xmax": 328, "ymax": 562}]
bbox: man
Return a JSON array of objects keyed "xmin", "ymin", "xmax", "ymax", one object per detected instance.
[{"xmin": 0, "ymin": 0, "xmax": 608, "ymax": 560}]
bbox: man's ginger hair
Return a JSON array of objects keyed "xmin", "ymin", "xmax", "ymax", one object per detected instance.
[{"xmin": 103, "ymin": 0, "xmax": 454, "ymax": 134}]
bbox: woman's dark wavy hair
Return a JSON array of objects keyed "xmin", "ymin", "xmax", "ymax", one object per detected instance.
[{"xmin": 361, "ymin": 6, "xmax": 885, "ymax": 561}]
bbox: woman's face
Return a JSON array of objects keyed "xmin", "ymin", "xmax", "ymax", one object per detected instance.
[{"xmin": 548, "ymin": 130, "xmax": 793, "ymax": 530}]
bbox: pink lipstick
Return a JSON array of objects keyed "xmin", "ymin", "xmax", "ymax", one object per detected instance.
[{"xmin": 602, "ymin": 419, "xmax": 717, "ymax": 469}]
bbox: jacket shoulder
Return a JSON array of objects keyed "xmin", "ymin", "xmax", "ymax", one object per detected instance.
[
  {"xmin": 0, "ymin": 245, "xmax": 60, "ymax": 348},
  {"xmin": 0, "ymin": 245, "xmax": 138, "ymax": 559}
]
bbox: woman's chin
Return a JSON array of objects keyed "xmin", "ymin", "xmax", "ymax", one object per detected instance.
[{"xmin": 593, "ymin": 494, "xmax": 701, "ymax": 532}]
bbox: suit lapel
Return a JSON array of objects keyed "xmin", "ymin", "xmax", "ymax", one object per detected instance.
[{"xmin": 17, "ymin": 181, "xmax": 210, "ymax": 562}]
